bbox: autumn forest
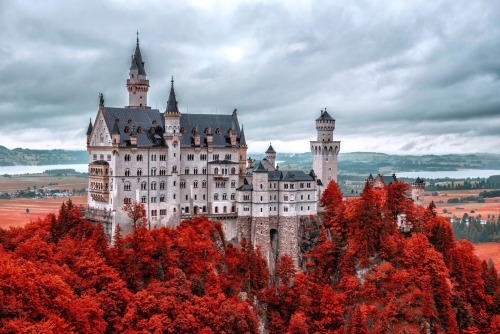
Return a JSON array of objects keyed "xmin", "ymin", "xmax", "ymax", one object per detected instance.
[{"xmin": 1, "ymin": 181, "xmax": 500, "ymax": 333}]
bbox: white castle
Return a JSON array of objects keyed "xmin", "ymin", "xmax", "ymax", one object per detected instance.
[{"xmin": 85, "ymin": 36, "xmax": 340, "ymax": 266}]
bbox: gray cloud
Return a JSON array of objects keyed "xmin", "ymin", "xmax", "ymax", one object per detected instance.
[{"xmin": 1, "ymin": 0, "xmax": 500, "ymax": 154}]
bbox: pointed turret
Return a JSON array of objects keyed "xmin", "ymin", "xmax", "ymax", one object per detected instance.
[
  {"xmin": 86, "ymin": 118, "xmax": 93, "ymax": 135},
  {"xmin": 165, "ymin": 76, "xmax": 179, "ymax": 114},
  {"xmin": 127, "ymin": 31, "xmax": 150, "ymax": 109},
  {"xmin": 265, "ymin": 143, "xmax": 276, "ymax": 169},
  {"xmin": 111, "ymin": 120, "xmax": 120, "ymax": 146},
  {"xmin": 265, "ymin": 144, "xmax": 276, "ymax": 154},
  {"xmin": 131, "ymin": 31, "xmax": 146, "ymax": 76},
  {"xmin": 239, "ymin": 125, "xmax": 247, "ymax": 146},
  {"xmin": 86, "ymin": 118, "xmax": 93, "ymax": 146}
]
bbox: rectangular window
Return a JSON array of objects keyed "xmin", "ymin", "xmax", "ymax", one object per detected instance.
[
  {"xmin": 107, "ymin": 154, "xmax": 111, "ymax": 161},
  {"xmin": 160, "ymin": 209, "xmax": 166, "ymax": 215},
  {"xmin": 151, "ymin": 210, "xmax": 157, "ymax": 216}
]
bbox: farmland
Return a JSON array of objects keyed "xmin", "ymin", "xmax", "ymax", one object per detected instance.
[
  {"xmin": 0, "ymin": 173, "xmax": 88, "ymax": 229},
  {"xmin": 425, "ymin": 189, "xmax": 500, "ymax": 222}
]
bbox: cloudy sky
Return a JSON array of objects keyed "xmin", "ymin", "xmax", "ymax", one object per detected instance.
[{"xmin": 1, "ymin": 0, "xmax": 500, "ymax": 154}]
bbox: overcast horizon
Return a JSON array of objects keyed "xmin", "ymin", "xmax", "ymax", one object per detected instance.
[{"xmin": 1, "ymin": 1, "xmax": 500, "ymax": 155}]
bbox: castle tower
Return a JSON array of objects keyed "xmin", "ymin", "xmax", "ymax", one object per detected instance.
[
  {"xmin": 251, "ymin": 162, "xmax": 271, "ymax": 264},
  {"xmin": 411, "ymin": 177, "xmax": 425, "ymax": 206},
  {"xmin": 163, "ymin": 77, "xmax": 181, "ymax": 226},
  {"xmin": 127, "ymin": 32, "xmax": 150, "ymax": 109},
  {"xmin": 310, "ymin": 109, "xmax": 341, "ymax": 197},
  {"xmin": 265, "ymin": 143, "xmax": 276, "ymax": 169}
]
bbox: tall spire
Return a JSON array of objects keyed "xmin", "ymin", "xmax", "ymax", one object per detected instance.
[
  {"xmin": 166, "ymin": 76, "xmax": 179, "ymax": 113},
  {"xmin": 239, "ymin": 124, "xmax": 246, "ymax": 146},
  {"xmin": 130, "ymin": 31, "xmax": 146, "ymax": 76},
  {"xmin": 86, "ymin": 118, "xmax": 93, "ymax": 135}
]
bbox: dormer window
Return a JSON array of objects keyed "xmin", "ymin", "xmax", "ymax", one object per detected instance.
[
  {"xmin": 192, "ymin": 128, "xmax": 196, "ymax": 134},
  {"xmin": 131, "ymin": 74, "xmax": 134, "ymax": 79},
  {"xmin": 137, "ymin": 126, "xmax": 142, "ymax": 133},
  {"xmin": 215, "ymin": 128, "xmax": 221, "ymax": 135},
  {"xmin": 124, "ymin": 126, "xmax": 130, "ymax": 133},
  {"xmin": 205, "ymin": 128, "xmax": 210, "ymax": 134},
  {"xmin": 180, "ymin": 127, "xmax": 185, "ymax": 134}
]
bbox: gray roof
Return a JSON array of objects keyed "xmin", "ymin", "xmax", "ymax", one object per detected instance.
[
  {"xmin": 268, "ymin": 170, "xmax": 314, "ymax": 182},
  {"xmin": 236, "ymin": 178, "xmax": 253, "ymax": 191},
  {"xmin": 266, "ymin": 144, "xmax": 276, "ymax": 154},
  {"xmin": 254, "ymin": 161, "xmax": 267, "ymax": 173},
  {"xmin": 179, "ymin": 113, "xmax": 245, "ymax": 148},
  {"xmin": 381, "ymin": 174, "xmax": 398, "ymax": 185},
  {"xmin": 316, "ymin": 110, "xmax": 334, "ymax": 121},
  {"xmin": 100, "ymin": 107, "xmax": 245, "ymax": 148},
  {"xmin": 101, "ymin": 107, "xmax": 164, "ymax": 148}
]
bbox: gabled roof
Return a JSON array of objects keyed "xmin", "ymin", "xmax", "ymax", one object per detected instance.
[
  {"xmin": 266, "ymin": 144, "xmax": 276, "ymax": 154},
  {"xmin": 254, "ymin": 161, "xmax": 267, "ymax": 173}
]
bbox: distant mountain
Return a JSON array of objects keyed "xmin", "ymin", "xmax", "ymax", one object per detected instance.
[
  {"xmin": 248, "ymin": 152, "xmax": 500, "ymax": 175},
  {"xmin": 0, "ymin": 147, "xmax": 87, "ymax": 166}
]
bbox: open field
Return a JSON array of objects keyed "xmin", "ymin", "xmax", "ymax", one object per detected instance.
[
  {"xmin": 0, "ymin": 196, "xmax": 87, "ymax": 229},
  {"xmin": 0, "ymin": 174, "xmax": 87, "ymax": 192},
  {"xmin": 424, "ymin": 189, "xmax": 500, "ymax": 221},
  {"xmin": 474, "ymin": 243, "xmax": 500, "ymax": 267}
]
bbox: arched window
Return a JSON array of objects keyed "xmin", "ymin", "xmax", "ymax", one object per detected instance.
[
  {"xmin": 124, "ymin": 154, "xmax": 131, "ymax": 162},
  {"xmin": 141, "ymin": 196, "xmax": 146, "ymax": 203},
  {"xmin": 214, "ymin": 193, "xmax": 219, "ymax": 201},
  {"xmin": 141, "ymin": 181, "xmax": 147, "ymax": 190},
  {"xmin": 125, "ymin": 168, "xmax": 130, "ymax": 176},
  {"xmin": 160, "ymin": 181, "xmax": 165, "ymax": 190},
  {"xmin": 180, "ymin": 127, "xmax": 185, "ymax": 134},
  {"xmin": 214, "ymin": 167, "xmax": 219, "ymax": 174},
  {"xmin": 222, "ymin": 193, "xmax": 227, "ymax": 200},
  {"xmin": 124, "ymin": 126, "xmax": 130, "ymax": 133},
  {"xmin": 137, "ymin": 154, "xmax": 143, "ymax": 161},
  {"xmin": 137, "ymin": 169, "xmax": 142, "ymax": 176},
  {"xmin": 151, "ymin": 182, "xmax": 157, "ymax": 190},
  {"xmin": 215, "ymin": 207, "xmax": 219, "ymax": 213},
  {"xmin": 204, "ymin": 128, "xmax": 210, "ymax": 134},
  {"xmin": 124, "ymin": 182, "xmax": 131, "ymax": 191},
  {"xmin": 151, "ymin": 168, "xmax": 157, "ymax": 175},
  {"xmin": 193, "ymin": 181, "xmax": 198, "ymax": 188},
  {"xmin": 223, "ymin": 206, "xmax": 227, "ymax": 213},
  {"xmin": 185, "ymin": 206, "xmax": 189, "ymax": 213},
  {"xmin": 192, "ymin": 127, "xmax": 196, "ymax": 134},
  {"xmin": 137, "ymin": 126, "xmax": 142, "ymax": 133},
  {"xmin": 231, "ymin": 167, "xmax": 236, "ymax": 174},
  {"xmin": 231, "ymin": 193, "xmax": 235, "ymax": 200}
]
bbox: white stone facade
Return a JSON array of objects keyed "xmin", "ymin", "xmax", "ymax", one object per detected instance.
[{"xmin": 86, "ymin": 38, "xmax": 340, "ymax": 267}]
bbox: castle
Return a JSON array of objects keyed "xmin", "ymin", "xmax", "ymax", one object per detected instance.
[{"xmin": 85, "ymin": 36, "xmax": 340, "ymax": 267}]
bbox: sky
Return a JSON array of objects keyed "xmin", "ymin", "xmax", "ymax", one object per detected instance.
[{"xmin": 1, "ymin": 0, "xmax": 500, "ymax": 154}]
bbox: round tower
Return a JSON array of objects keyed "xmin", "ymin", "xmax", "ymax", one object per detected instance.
[
  {"xmin": 310, "ymin": 109, "xmax": 341, "ymax": 198},
  {"xmin": 411, "ymin": 177, "xmax": 425, "ymax": 206}
]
